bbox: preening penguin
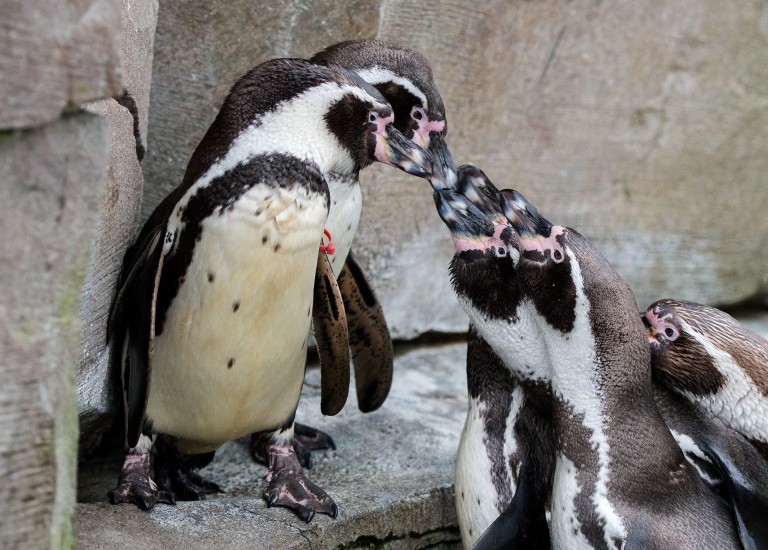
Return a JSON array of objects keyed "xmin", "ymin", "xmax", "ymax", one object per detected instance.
[
  {"xmin": 645, "ymin": 299, "xmax": 768, "ymax": 459},
  {"xmin": 106, "ymin": 58, "xmax": 432, "ymax": 521}
]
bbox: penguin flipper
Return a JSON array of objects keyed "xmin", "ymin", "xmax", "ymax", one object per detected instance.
[
  {"xmin": 121, "ymin": 227, "xmax": 167, "ymax": 447},
  {"xmin": 337, "ymin": 252, "xmax": 393, "ymax": 413},
  {"xmin": 472, "ymin": 455, "xmax": 551, "ymax": 550},
  {"xmin": 656, "ymin": 386, "xmax": 768, "ymax": 550},
  {"xmin": 313, "ymin": 250, "xmax": 350, "ymax": 416}
]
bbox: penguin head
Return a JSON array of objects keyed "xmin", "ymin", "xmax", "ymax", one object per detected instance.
[
  {"xmin": 183, "ymin": 58, "xmax": 432, "ymax": 186},
  {"xmin": 433, "ymin": 187, "xmax": 524, "ymax": 319},
  {"xmin": 312, "ymin": 39, "xmax": 455, "ymax": 189},
  {"xmin": 644, "ymin": 299, "xmax": 735, "ymax": 395}
]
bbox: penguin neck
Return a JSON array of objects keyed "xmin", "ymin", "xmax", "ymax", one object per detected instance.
[{"xmin": 546, "ymin": 250, "xmax": 686, "ymax": 511}]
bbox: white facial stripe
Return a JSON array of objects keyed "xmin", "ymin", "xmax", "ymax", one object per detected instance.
[
  {"xmin": 356, "ymin": 66, "xmax": 429, "ymax": 109},
  {"xmin": 678, "ymin": 320, "xmax": 768, "ymax": 443},
  {"xmin": 170, "ymin": 81, "xmax": 382, "ymax": 232},
  {"xmin": 536, "ymin": 248, "xmax": 627, "ymax": 547}
]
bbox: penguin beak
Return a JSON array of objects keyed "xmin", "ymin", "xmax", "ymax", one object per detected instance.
[
  {"xmin": 433, "ymin": 188, "xmax": 495, "ymax": 238},
  {"xmin": 499, "ymin": 189, "xmax": 552, "ymax": 238},
  {"xmin": 374, "ymin": 125, "xmax": 433, "ymax": 179},
  {"xmin": 456, "ymin": 164, "xmax": 507, "ymax": 222},
  {"xmin": 426, "ymin": 132, "xmax": 458, "ymax": 191}
]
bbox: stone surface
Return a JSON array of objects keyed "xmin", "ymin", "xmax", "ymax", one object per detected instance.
[
  {"xmin": 76, "ymin": 343, "xmax": 468, "ymax": 549},
  {"xmin": 77, "ymin": 99, "xmax": 145, "ymax": 451},
  {"xmin": 0, "ymin": 0, "xmax": 121, "ymax": 129},
  {"xmin": 142, "ymin": 1, "xmax": 768, "ymax": 339},
  {"xmin": 116, "ymin": 0, "xmax": 159, "ymax": 156},
  {"xmin": 0, "ymin": 113, "xmax": 110, "ymax": 549}
]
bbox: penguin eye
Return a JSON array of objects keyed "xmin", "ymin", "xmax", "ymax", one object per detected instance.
[
  {"xmin": 411, "ymin": 106, "xmax": 425, "ymax": 121},
  {"xmin": 664, "ymin": 327, "xmax": 677, "ymax": 339},
  {"xmin": 496, "ymin": 246, "xmax": 507, "ymax": 257},
  {"xmin": 553, "ymin": 250, "xmax": 563, "ymax": 261},
  {"xmin": 368, "ymin": 112, "xmax": 377, "ymax": 123}
]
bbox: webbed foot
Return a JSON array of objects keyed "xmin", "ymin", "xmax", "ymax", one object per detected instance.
[
  {"xmin": 250, "ymin": 422, "xmax": 336, "ymax": 468},
  {"xmin": 153, "ymin": 440, "xmax": 223, "ymax": 502},
  {"xmin": 107, "ymin": 445, "xmax": 175, "ymax": 510},
  {"xmin": 263, "ymin": 442, "xmax": 338, "ymax": 522}
]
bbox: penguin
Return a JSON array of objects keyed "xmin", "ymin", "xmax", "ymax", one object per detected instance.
[
  {"xmin": 434, "ymin": 183, "xmax": 767, "ymax": 548},
  {"xmin": 644, "ymin": 299, "xmax": 768, "ymax": 459},
  {"xmin": 249, "ymin": 39, "xmax": 454, "ymax": 469},
  {"xmin": 105, "ymin": 57, "xmax": 433, "ymax": 521},
  {"xmin": 434, "ymin": 167, "xmax": 554, "ymax": 550}
]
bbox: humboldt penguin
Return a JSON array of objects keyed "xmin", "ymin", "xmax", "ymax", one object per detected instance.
[
  {"xmin": 644, "ymin": 299, "xmax": 768, "ymax": 459},
  {"xmin": 435, "ymin": 183, "xmax": 768, "ymax": 548},
  {"xmin": 435, "ymin": 167, "xmax": 553, "ymax": 549},
  {"xmin": 106, "ymin": 58, "xmax": 432, "ymax": 521},
  {"xmin": 250, "ymin": 39, "xmax": 454, "ymax": 469}
]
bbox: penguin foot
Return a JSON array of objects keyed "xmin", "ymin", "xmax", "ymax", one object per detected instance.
[
  {"xmin": 263, "ymin": 442, "xmax": 338, "ymax": 522},
  {"xmin": 155, "ymin": 467, "xmax": 223, "ymax": 501},
  {"xmin": 250, "ymin": 423, "xmax": 336, "ymax": 469},
  {"xmin": 107, "ymin": 451, "xmax": 175, "ymax": 510}
]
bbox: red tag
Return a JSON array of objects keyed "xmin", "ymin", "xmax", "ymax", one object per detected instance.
[{"xmin": 319, "ymin": 228, "xmax": 335, "ymax": 255}]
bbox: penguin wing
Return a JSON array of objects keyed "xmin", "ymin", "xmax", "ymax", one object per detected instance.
[
  {"xmin": 111, "ymin": 225, "xmax": 169, "ymax": 448},
  {"xmin": 655, "ymin": 385, "xmax": 768, "ymax": 550},
  {"xmin": 313, "ymin": 250, "xmax": 350, "ymax": 416},
  {"xmin": 337, "ymin": 252, "xmax": 394, "ymax": 413},
  {"xmin": 472, "ymin": 452, "xmax": 551, "ymax": 550}
]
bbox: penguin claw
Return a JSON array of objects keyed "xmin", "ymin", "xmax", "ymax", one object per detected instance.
[{"xmin": 262, "ymin": 442, "xmax": 338, "ymax": 522}]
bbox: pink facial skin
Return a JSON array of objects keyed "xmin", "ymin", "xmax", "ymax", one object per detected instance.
[
  {"xmin": 517, "ymin": 225, "xmax": 567, "ymax": 263},
  {"xmin": 372, "ymin": 111, "xmax": 397, "ymax": 164},
  {"xmin": 414, "ymin": 118, "xmax": 446, "ymax": 147},
  {"xmin": 451, "ymin": 224, "xmax": 510, "ymax": 254},
  {"xmin": 644, "ymin": 306, "xmax": 677, "ymax": 345}
]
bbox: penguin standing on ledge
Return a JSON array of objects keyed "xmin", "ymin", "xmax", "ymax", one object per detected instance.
[
  {"xmin": 106, "ymin": 58, "xmax": 432, "ymax": 521},
  {"xmin": 250, "ymin": 39, "xmax": 454, "ymax": 468},
  {"xmin": 645, "ymin": 299, "xmax": 768, "ymax": 459}
]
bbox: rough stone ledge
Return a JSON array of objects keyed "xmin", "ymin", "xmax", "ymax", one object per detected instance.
[
  {"xmin": 75, "ymin": 311, "xmax": 768, "ymax": 548},
  {"xmin": 76, "ymin": 342, "xmax": 468, "ymax": 549}
]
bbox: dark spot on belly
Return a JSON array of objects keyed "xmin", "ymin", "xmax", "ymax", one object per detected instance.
[
  {"xmin": 227, "ymin": 358, "xmax": 235, "ymax": 369},
  {"xmin": 461, "ymin": 491, "xmax": 465, "ymax": 500},
  {"xmin": 233, "ymin": 300, "xmax": 240, "ymax": 312},
  {"xmin": 208, "ymin": 272, "xmax": 215, "ymax": 283},
  {"xmin": 347, "ymin": 224, "xmax": 351, "ymax": 231},
  {"xmin": 262, "ymin": 234, "xmax": 268, "ymax": 244},
  {"xmin": 274, "ymin": 243, "xmax": 281, "ymax": 252},
  {"xmin": 469, "ymin": 529, "xmax": 473, "ymax": 536},
  {"xmin": 476, "ymin": 498, "xmax": 480, "ymax": 505},
  {"xmin": 255, "ymin": 208, "xmax": 262, "ymax": 216}
]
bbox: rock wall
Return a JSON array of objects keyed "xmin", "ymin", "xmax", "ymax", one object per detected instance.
[
  {"xmin": 0, "ymin": 0, "xmax": 155, "ymax": 547},
  {"xmin": 142, "ymin": 0, "xmax": 768, "ymax": 339}
]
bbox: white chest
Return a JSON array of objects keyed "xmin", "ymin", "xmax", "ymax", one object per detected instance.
[
  {"xmin": 146, "ymin": 184, "xmax": 328, "ymax": 453},
  {"xmin": 324, "ymin": 175, "xmax": 361, "ymax": 273}
]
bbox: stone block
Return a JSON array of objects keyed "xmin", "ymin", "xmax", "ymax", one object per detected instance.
[
  {"xmin": 77, "ymin": 99, "xmax": 145, "ymax": 451},
  {"xmin": 0, "ymin": 0, "xmax": 121, "ymax": 129},
  {"xmin": 0, "ymin": 113, "xmax": 109, "ymax": 549}
]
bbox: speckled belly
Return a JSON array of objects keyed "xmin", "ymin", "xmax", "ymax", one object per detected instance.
[{"xmin": 146, "ymin": 186, "xmax": 327, "ymax": 454}]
